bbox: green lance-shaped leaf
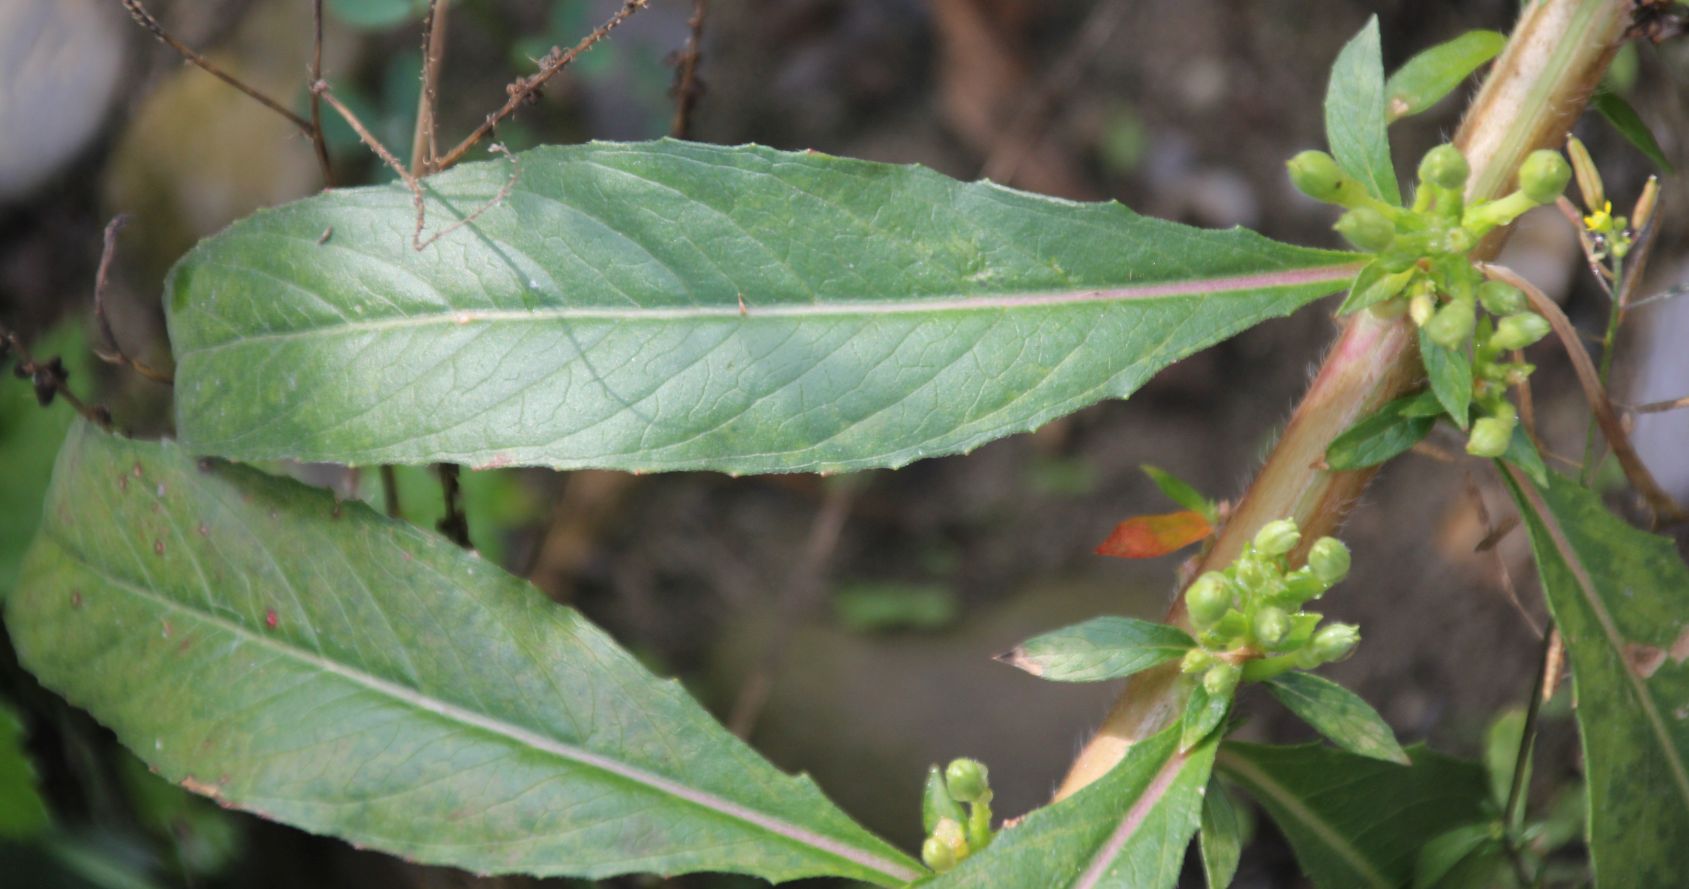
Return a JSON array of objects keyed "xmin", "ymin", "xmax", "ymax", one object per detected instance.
[
  {"xmin": 4, "ymin": 423, "xmax": 921, "ymax": 886},
  {"xmin": 1592, "ymin": 91, "xmax": 1675, "ymax": 173},
  {"xmin": 1266, "ymin": 672, "xmax": 1409, "ymax": 765},
  {"xmin": 1502, "ymin": 468, "xmax": 1689, "ymax": 888},
  {"xmin": 1326, "ymin": 17, "xmax": 1401, "ymax": 205},
  {"xmin": 1325, "ymin": 392, "xmax": 1439, "ymax": 470},
  {"xmin": 165, "ymin": 140, "xmax": 1359, "ymax": 475},
  {"xmin": 997, "ymin": 616, "xmax": 1194, "ymax": 683},
  {"xmin": 1417, "ymin": 329, "xmax": 1472, "ymax": 429},
  {"xmin": 927, "ymin": 726, "xmax": 1216, "ymax": 889},
  {"xmin": 1199, "ymin": 776, "xmax": 1244, "ymax": 889},
  {"xmin": 1218, "ymin": 742, "xmax": 1488, "ymax": 889},
  {"xmin": 1141, "ymin": 465, "xmax": 1217, "ymax": 522},
  {"xmin": 1383, "ymin": 30, "xmax": 1506, "ymax": 123}
]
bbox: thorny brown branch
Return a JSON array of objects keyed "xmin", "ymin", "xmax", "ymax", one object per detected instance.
[
  {"xmin": 311, "ymin": 82, "xmax": 520, "ymax": 252},
  {"xmin": 434, "ymin": 0, "xmax": 651, "ymax": 171},
  {"xmin": 669, "ymin": 0, "xmax": 708, "ymax": 139},
  {"xmin": 1479, "ymin": 261, "xmax": 1685, "ymax": 525},
  {"xmin": 122, "ymin": 0, "xmax": 333, "ymax": 187},
  {"xmin": 90, "ymin": 216, "xmax": 172, "ymax": 385},
  {"xmin": 0, "ymin": 327, "xmax": 114, "ymax": 431}
]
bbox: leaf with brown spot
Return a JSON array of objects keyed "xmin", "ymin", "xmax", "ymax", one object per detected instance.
[
  {"xmin": 1502, "ymin": 468, "xmax": 1689, "ymax": 886},
  {"xmin": 1096, "ymin": 511, "xmax": 1213, "ymax": 559}
]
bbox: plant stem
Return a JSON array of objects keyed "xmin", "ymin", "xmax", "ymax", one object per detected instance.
[
  {"xmin": 1055, "ymin": 0, "xmax": 1632, "ymax": 800},
  {"xmin": 1582, "ymin": 262, "xmax": 1623, "ymax": 481}
]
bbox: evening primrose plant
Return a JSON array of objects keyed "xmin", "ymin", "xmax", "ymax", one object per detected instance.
[{"xmin": 4, "ymin": 4, "xmax": 1686, "ymax": 889}]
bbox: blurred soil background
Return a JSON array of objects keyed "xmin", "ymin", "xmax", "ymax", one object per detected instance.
[{"xmin": 1, "ymin": 0, "xmax": 1686, "ymax": 887}]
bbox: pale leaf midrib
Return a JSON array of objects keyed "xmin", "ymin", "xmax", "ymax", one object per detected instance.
[
  {"xmin": 38, "ymin": 529, "xmax": 918, "ymax": 884},
  {"xmin": 175, "ymin": 262, "xmax": 1360, "ymax": 358}
]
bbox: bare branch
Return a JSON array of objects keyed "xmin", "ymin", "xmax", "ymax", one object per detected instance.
[
  {"xmin": 90, "ymin": 216, "xmax": 173, "ymax": 385},
  {"xmin": 122, "ymin": 0, "xmax": 314, "ymax": 135},
  {"xmin": 435, "ymin": 0, "xmax": 650, "ymax": 171},
  {"xmin": 1479, "ymin": 261, "xmax": 1685, "ymax": 524},
  {"xmin": 436, "ymin": 463, "xmax": 470, "ymax": 548},
  {"xmin": 413, "ymin": 0, "xmax": 449, "ymax": 174},
  {"xmin": 669, "ymin": 0, "xmax": 708, "ymax": 138},
  {"xmin": 310, "ymin": 0, "xmax": 334, "ymax": 186},
  {"xmin": 1627, "ymin": 394, "xmax": 1689, "ymax": 414}
]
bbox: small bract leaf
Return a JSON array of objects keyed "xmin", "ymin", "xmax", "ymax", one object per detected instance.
[
  {"xmin": 1199, "ymin": 776, "xmax": 1243, "ymax": 889},
  {"xmin": 1182, "ymin": 683, "xmax": 1232, "ymax": 752},
  {"xmin": 1141, "ymin": 465, "xmax": 1217, "ymax": 522},
  {"xmin": 1095, "ymin": 511, "xmax": 1214, "ymax": 559},
  {"xmin": 1326, "ymin": 17, "xmax": 1401, "ymax": 205},
  {"xmin": 1219, "ymin": 742, "xmax": 1488, "ymax": 889},
  {"xmin": 1337, "ymin": 262, "xmax": 1414, "ymax": 316},
  {"xmin": 1000, "ymin": 616, "xmax": 1194, "ymax": 683},
  {"xmin": 1325, "ymin": 393, "xmax": 1437, "ymax": 470},
  {"xmin": 1593, "ymin": 91, "xmax": 1676, "ymax": 173},
  {"xmin": 1384, "ymin": 30, "xmax": 1507, "ymax": 122},
  {"xmin": 1418, "ymin": 328, "xmax": 1472, "ymax": 429},
  {"xmin": 1266, "ymin": 672, "xmax": 1410, "ymax": 765}
]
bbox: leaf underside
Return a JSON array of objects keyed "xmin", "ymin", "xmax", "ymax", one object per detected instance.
[
  {"xmin": 1504, "ymin": 470, "xmax": 1689, "ymax": 887},
  {"xmin": 1218, "ymin": 742, "xmax": 1487, "ymax": 889},
  {"xmin": 4, "ymin": 423, "xmax": 920, "ymax": 886},
  {"xmin": 928, "ymin": 727, "xmax": 1215, "ymax": 889},
  {"xmin": 166, "ymin": 140, "xmax": 1357, "ymax": 475},
  {"xmin": 1003, "ymin": 616, "xmax": 1193, "ymax": 683}
]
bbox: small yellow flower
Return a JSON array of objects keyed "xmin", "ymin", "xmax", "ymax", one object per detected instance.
[{"xmin": 1583, "ymin": 201, "xmax": 1614, "ymax": 232}]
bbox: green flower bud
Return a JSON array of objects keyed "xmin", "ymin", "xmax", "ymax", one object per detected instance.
[
  {"xmin": 1425, "ymin": 298, "xmax": 1475, "ymax": 349},
  {"xmin": 1334, "ymin": 207, "xmax": 1396, "ymax": 252},
  {"xmin": 1254, "ymin": 605, "xmax": 1292, "ymax": 649},
  {"xmin": 945, "ymin": 759, "xmax": 991, "ymax": 804},
  {"xmin": 1308, "ymin": 537, "xmax": 1351, "ymax": 586},
  {"xmin": 1518, "ymin": 150, "xmax": 1571, "ymax": 204},
  {"xmin": 922, "ymin": 836, "xmax": 958, "ymax": 873},
  {"xmin": 1490, "ymin": 312, "xmax": 1551, "ymax": 351},
  {"xmin": 1409, "ymin": 291, "xmax": 1436, "ymax": 327},
  {"xmin": 1466, "ymin": 414, "xmax": 1515, "ymax": 458},
  {"xmin": 922, "ymin": 765, "xmax": 967, "ymax": 834},
  {"xmin": 1252, "ymin": 519, "xmax": 1302, "ymax": 557},
  {"xmin": 1436, "ymin": 227, "xmax": 1476, "ymax": 255},
  {"xmin": 1186, "ymin": 572, "xmax": 1234, "ymax": 628},
  {"xmin": 1203, "ymin": 661, "xmax": 1242, "ymax": 697},
  {"xmin": 1477, "ymin": 280, "xmax": 1527, "ymax": 315},
  {"xmin": 1311, "ymin": 623, "xmax": 1361, "ymax": 662},
  {"xmin": 1233, "ymin": 556, "xmax": 1270, "ymax": 591},
  {"xmin": 1181, "ymin": 647, "xmax": 1218, "ymax": 674},
  {"xmin": 1418, "ymin": 144, "xmax": 1470, "ymax": 190},
  {"xmin": 1287, "ymin": 150, "xmax": 1355, "ymax": 204},
  {"xmin": 1281, "ymin": 567, "xmax": 1328, "ymax": 604}
]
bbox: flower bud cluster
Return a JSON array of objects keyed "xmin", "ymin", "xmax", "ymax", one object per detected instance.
[
  {"xmin": 1288, "ymin": 144, "xmax": 1569, "ymax": 457},
  {"xmin": 1179, "ymin": 519, "xmax": 1360, "ymax": 691},
  {"xmin": 920, "ymin": 758, "xmax": 995, "ymax": 873}
]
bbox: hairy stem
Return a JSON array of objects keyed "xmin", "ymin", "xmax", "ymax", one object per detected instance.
[{"xmin": 1056, "ymin": 0, "xmax": 1631, "ymax": 799}]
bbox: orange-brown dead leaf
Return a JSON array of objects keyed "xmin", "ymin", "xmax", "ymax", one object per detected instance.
[{"xmin": 1095, "ymin": 510, "xmax": 1213, "ymax": 559}]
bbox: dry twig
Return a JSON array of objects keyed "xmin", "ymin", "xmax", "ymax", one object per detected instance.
[
  {"xmin": 413, "ymin": 0, "xmax": 449, "ymax": 174},
  {"xmin": 434, "ymin": 0, "xmax": 650, "ymax": 170},
  {"xmin": 669, "ymin": 0, "xmax": 708, "ymax": 138},
  {"xmin": 310, "ymin": 0, "xmax": 333, "ymax": 185},
  {"xmin": 312, "ymin": 83, "xmax": 520, "ymax": 251},
  {"xmin": 122, "ymin": 0, "xmax": 333, "ymax": 186},
  {"xmin": 90, "ymin": 216, "xmax": 173, "ymax": 385}
]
